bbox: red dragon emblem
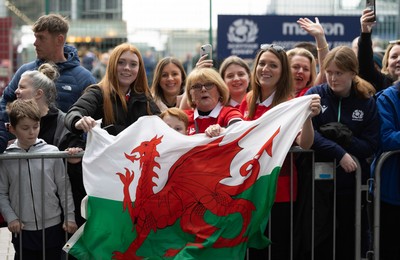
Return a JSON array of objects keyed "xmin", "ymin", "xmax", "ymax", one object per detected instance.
[{"xmin": 112, "ymin": 126, "xmax": 281, "ymax": 259}]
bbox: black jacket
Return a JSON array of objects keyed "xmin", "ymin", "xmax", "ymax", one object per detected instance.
[{"xmin": 64, "ymin": 85, "xmax": 160, "ymax": 136}]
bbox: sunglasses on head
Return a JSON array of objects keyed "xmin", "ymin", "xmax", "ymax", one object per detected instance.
[{"xmin": 260, "ymin": 44, "xmax": 285, "ymax": 52}]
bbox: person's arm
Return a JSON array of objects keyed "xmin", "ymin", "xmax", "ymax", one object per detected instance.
[
  {"xmin": 53, "ymin": 157, "xmax": 77, "ymax": 233},
  {"xmin": 0, "ymin": 163, "xmax": 20, "ymax": 232},
  {"xmin": 358, "ymin": 8, "xmax": 389, "ymax": 91},
  {"xmin": 64, "ymin": 87, "xmax": 102, "ymax": 134},
  {"xmin": 195, "ymin": 54, "xmax": 213, "ymax": 69},
  {"xmin": 297, "ymin": 17, "xmax": 329, "ymax": 85},
  {"xmin": 296, "ymin": 95, "xmax": 321, "ymax": 149}
]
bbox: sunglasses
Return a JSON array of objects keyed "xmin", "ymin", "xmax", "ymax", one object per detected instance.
[
  {"xmin": 260, "ymin": 44, "xmax": 285, "ymax": 52},
  {"xmin": 191, "ymin": 82, "xmax": 215, "ymax": 91},
  {"xmin": 389, "ymin": 39, "xmax": 400, "ymax": 44}
]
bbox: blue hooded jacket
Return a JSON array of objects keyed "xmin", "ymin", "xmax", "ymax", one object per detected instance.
[
  {"xmin": 0, "ymin": 45, "xmax": 96, "ymax": 122},
  {"xmin": 371, "ymin": 83, "xmax": 400, "ymax": 205}
]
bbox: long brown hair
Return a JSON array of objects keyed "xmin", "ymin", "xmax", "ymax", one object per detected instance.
[
  {"xmin": 99, "ymin": 43, "xmax": 151, "ymax": 125},
  {"xmin": 247, "ymin": 46, "xmax": 293, "ymax": 119},
  {"xmin": 323, "ymin": 46, "xmax": 375, "ymax": 98},
  {"xmin": 151, "ymin": 57, "xmax": 186, "ymax": 104}
]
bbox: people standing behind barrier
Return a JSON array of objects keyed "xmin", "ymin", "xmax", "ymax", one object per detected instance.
[
  {"xmin": 160, "ymin": 107, "xmax": 188, "ymax": 135},
  {"xmin": 371, "ymin": 81, "xmax": 400, "ymax": 260},
  {"xmin": 0, "ymin": 99, "xmax": 77, "ymax": 259},
  {"xmin": 240, "ymin": 44, "xmax": 321, "ymax": 260},
  {"xmin": 15, "ymin": 63, "xmax": 84, "ymax": 150},
  {"xmin": 151, "ymin": 57, "xmax": 186, "ymax": 112},
  {"xmin": 305, "ymin": 46, "xmax": 379, "ymax": 260},
  {"xmin": 0, "ymin": 14, "xmax": 96, "ymax": 123},
  {"xmin": 64, "ymin": 43, "xmax": 160, "ymax": 136},
  {"xmin": 183, "ymin": 67, "xmax": 243, "ymax": 136},
  {"xmin": 91, "ymin": 52, "xmax": 110, "ymax": 83},
  {"xmin": 287, "ymin": 48, "xmax": 317, "ymax": 97},
  {"xmin": 219, "ymin": 56, "xmax": 251, "ymax": 108},
  {"xmin": 15, "ymin": 62, "xmax": 86, "ymax": 227},
  {"xmin": 357, "ymin": 8, "xmax": 400, "ymax": 91}
]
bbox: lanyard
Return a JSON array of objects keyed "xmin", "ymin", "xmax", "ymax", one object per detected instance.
[{"xmin": 337, "ymin": 98, "xmax": 342, "ymax": 122}]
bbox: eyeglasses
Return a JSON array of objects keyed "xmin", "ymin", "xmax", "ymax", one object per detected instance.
[
  {"xmin": 191, "ymin": 82, "xmax": 215, "ymax": 91},
  {"xmin": 389, "ymin": 39, "xmax": 400, "ymax": 44},
  {"xmin": 260, "ymin": 44, "xmax": 285, "ymax": 52}
]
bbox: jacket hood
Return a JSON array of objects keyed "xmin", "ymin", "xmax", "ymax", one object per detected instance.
[
  {"xmin": 35, "ymin": 44, "xmax": 81, "ymax": 72},
  {"xmin": 6, "ymin": 138, "xmax": 47, "ymax": 152}
]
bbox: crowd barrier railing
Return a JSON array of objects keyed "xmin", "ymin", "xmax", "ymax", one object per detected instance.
[
  {"xmin": 0, "ymin": 151, "xmax": 83, "ymax": 260},
  {"xmin": 0, "ymin": 149, "xmax": 371, "ymax": 260},
  {"xmin": 371, "ymin": 150, "xmax": 400, "ymax": 260},
  {"xmin": 245, "ymin": 148, "xmax": 367, "ymax": 260}
]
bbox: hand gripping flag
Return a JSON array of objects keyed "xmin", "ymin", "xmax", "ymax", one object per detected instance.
[{"xmin": 63, "ymin": 95, "xmax": 317, "ymax": 260}]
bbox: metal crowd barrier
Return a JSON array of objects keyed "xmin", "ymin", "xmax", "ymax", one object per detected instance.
[
  {"xmin": 245, "ymin": 148, "xmax": 367, "ymax": 260},
  {"xmin": 0, "ymin": 149, "xmax": 370, "ymax": 260},
  {"xmin": 371, "ymin": 150, "xmax": 400, "ymax": 260},
  {"xmin": 0, "ymin": 151, "xmax": 83, "ymax": 260}
]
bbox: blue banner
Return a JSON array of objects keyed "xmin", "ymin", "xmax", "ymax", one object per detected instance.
[{"xmin": 217, "ymin": 15, "xmax": 360, "ymax": 60}]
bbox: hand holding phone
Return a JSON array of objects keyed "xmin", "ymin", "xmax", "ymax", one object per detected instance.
[
  {"xmin": 366, "ymin": 0, "xmax": 376, "ymax": 22},
  {"xmin": 200, "ymin": 44, "xmax": 212, "ymax": 60}
]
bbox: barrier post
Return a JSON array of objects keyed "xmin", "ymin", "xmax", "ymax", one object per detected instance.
[{"xmin": 372, "ymin": 150, "xmax": 400, "ymax": 260}]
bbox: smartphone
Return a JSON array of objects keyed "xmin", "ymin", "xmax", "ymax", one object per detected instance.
[
  {"xmin": 366, "ymin": 0, "xmax": 376, "ymax": 22},
  {"xmin": 200, "ymin": 44, "xmax": 212, "ymax": 59}
]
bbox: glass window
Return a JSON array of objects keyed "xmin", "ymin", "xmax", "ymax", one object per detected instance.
[
  {"xmin": 106, "ymin": 0, "xmax": 118, "ymax": 9},
  {"xmin": 59, "ymin": 0, "xmax": 72, "ymax": 12}
]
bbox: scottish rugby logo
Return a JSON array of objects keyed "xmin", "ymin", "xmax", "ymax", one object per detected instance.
[{"xmin": 227, "ymin": 19, "xmax": 258, "ymax": 43}]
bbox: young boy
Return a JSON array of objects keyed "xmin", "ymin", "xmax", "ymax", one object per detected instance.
[
  {"xmin": 160, "ymin": 107, "xmax": 188, "ymax": 135},
  {"xmin": 0, "ymin": 99, "xmax": 77, "ymax": 259}
]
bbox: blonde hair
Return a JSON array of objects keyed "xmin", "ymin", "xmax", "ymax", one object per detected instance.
[
  {"xmin": 185, "ymin": 68, "xmax": 230, "ymax": 109},
  {"xmin": 381, "ymin": 41, "xmax": 400, "ymax": 79},
  {"xmin": 20, "ymin": 63, "xmax": 58, "ymax": 106},
  {"xmin": 287, "ymin": 47, "xmax": 317, "ymax": 89}
]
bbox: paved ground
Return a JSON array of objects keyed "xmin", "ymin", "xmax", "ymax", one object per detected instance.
[{"xmin": 0, "ymin": 227, "xmax": 14, "ymax": 260}]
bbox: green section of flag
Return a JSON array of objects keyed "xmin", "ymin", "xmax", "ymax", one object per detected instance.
[
  {"xmin": 69, "ymin": 167, "xmax": 280, "ymax": 260},
  {"xmin": 69, "ymin": 197, "xmax": 136, "ymax": 260}
]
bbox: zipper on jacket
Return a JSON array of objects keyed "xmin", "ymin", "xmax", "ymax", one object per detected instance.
[
  {"xmin": 27, "ymin": 159, "xmax": 39, "ymax": 230},
  {"xmin": 337, "ymin": 97, "xmax": 342, "ymax": 122}
]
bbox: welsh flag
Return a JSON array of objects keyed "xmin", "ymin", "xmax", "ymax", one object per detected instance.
[{"xmin": 63, "ymin": 95, "xmax": 316, "ymax": 259}]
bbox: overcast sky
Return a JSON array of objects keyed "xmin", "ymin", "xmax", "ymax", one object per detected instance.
[{"xmin": 122, "ymin": 0, "xmax": 269, "ymax": 30}]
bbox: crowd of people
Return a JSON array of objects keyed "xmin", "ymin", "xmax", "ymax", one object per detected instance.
[{"xmin": 0, "ymin": 7, "xmax": 399, "ymax": 259}]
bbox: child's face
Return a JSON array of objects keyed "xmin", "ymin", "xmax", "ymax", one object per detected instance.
[
  {"xmin": 162, "ymin": 115, "xmax": 187, "ymax": 135},
  {"xmin": 10, "ymin": 118, "xmax": 40, "ymax": 150}
]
